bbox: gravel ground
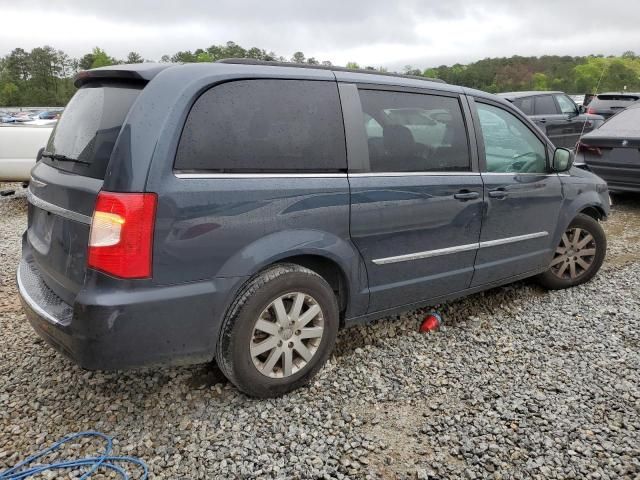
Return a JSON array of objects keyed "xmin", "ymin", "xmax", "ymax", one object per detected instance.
[{"xmin": 1, "ymin": 187, "xmax": 639, "ymax": 479}]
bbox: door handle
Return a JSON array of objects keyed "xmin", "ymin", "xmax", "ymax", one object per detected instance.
[
  {"xmin": 453, "ymin": 190, "xmax": 480, "ymax": 201},
  {"xmin": 488, "ymin": 189, "xmax": 508, "ymax": 199},
  {"xmin": 538, "ymin": 118, "xmax": 547, "ymax": 124}
]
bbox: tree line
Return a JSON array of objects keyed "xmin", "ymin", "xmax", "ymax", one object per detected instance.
[{"xmin": 1, "ymin": 41, "xmax": 639, "ymax": 107}]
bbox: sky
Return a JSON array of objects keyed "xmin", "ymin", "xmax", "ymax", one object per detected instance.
[{"xmin": 1, "ymin": 0, "xmax": 638, "ymax": 69}]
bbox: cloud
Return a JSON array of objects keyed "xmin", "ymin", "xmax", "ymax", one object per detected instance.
[{"xmin": 0, "ymin": 0, "xmax": 638, "ymax": 69}]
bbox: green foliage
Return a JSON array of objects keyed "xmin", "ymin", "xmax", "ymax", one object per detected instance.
[
  {"xmin": 426, "ymin": 54, "xmax": 640, "ymax": 93},
  {"xmin": 90, "ymin": 47, "xmax": 114, "ymax": 68},
  {"xmin": 532, "ymin": 72, "xmax": 549, "ymax": 90},
  {"xmin": 291, "ymin": 51, "xmax": 306, "ymax": 63},
  {"xmin": 125, "ymin": 51, "xmax": 144, "ymax": 64},
  {"xmin": 0, "ymin": 46, "xmax": 76, "ymax": 106},
  {"xmin": 403, "ymin": 65, "xmax": 422, "ymax": 76},
  {"xmin": 0, "ymin": 81, "xmax": 19, "ymax": 105},
  {"xmin": 2, "ymin": 43, "xmax": 639, "ymax": 107}
]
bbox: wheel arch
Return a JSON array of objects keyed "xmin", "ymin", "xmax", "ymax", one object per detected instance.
[
  {"xmin": 553, "ymin": 191, "xmax": 608, "ymax": 246},
  {"xmin": 216, "ymin": 229, "xmax": 369, "ymax": 319},
  {"xmin": 579, "ymin": 205, "xmax": 606, "ymax": 221},
  {"xmin": 268, "ymin": 254, "xmax": 349, "ymax": 319}
]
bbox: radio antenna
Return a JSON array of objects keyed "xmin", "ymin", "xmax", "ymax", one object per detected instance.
[{"xmin": 577, "ymin": 62, "xmax": 609, "ymax": 144}]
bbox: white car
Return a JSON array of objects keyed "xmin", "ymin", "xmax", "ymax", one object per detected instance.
[{"xmin": 0, "ymin": 124, "xmax": 53, "ymax": 182}]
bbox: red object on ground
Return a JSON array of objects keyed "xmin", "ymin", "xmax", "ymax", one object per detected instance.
[{"xmin": 420, "ymin": 313, "xmax": 441, "ymax": 332}]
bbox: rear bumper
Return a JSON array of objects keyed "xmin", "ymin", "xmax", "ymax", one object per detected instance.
[
  {"xmin": 587, "ymin": 165, "xmax": 640, "ymax": 193},
  {"xmin": 18, "ymin": 252, "xmax": 247, "ymax": 370}
]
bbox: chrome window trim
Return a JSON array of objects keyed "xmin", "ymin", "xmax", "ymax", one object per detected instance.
[
  {"xmin": 175, "ymin": 172, "xmax": 482, "ymax": 179},
  {"xmin": 349, "ymin": 171, "xmax": 480, "ymax": 178},
  {"xmin": 481, "ymin": 172, "xmax": 557, "ymax": 176},
  {"xmin": 17, "ymin": 263, "xmax": 65, "ymax": 326},
  {"xmin": 174, "ymin": 172, "xmax": 348, "ymax": 179},
  {"xmin": 372, "ymin": 231, "xmax": 548, "ymax": 265},
  {"xmin": 27, "ymin": 190, "xmax": 92, "ymax": 225}
]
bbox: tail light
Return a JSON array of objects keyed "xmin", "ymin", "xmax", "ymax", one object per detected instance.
[
  {"xmin": 576, "ymin": 142, "xmax": 602, "ymax": 156},
  {"xmin": 88, "ymin": 192, "xmax": 157, "ymax": 279},
  {"xmin": 587, "ymin": 107, "xmax": 596, "ymax": 114}
]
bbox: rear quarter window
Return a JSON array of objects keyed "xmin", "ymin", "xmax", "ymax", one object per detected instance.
[
  {"xmin": 174, "ymin": 79, "xmax": 347, "ymax": 173},
  {"xmin": 513, "ymin": 97, "xmax": 534, "ymax": 115}
]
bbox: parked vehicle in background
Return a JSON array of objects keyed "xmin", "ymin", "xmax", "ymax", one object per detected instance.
[
  {"xmin": 498, "ymin": 91, "xmax": 604, "ymax": 148},
  {"xmin": 569, "ymin": 94, "xmax": 585, "ymax": 106},
  {"xmin": 31, "ymin": 110, "xmax": 62, "ymax": 120},
  {"xmin": 584, "ymin": 92, "xmax": 640, "ymax": 119},
  {"xmin": 1, "ymin": 110, "xmax": 62, "ymax": 126},
  {"xmin": 1, "ymin": 111, "xmax": 16, "ymax": 123},
  {"xmin": 576, "ymin": 102, "xmax": 640, "ymax": 192},
  {"xmin": 11, "ymin": 111, "xmax": 39, "ymax": 123},
  {"xmin": 19, "ymin": 62, "xmax": 609, "ymax": 398},
  {"xmin": 0, "ymin": 124, "xmax": 53, "ymax": 181}
]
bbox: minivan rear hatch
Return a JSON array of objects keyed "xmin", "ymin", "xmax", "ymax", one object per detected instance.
[
  {"xmin": 589, "ymin": 94, "xmax": 640, "ymax": 116},
  {"xmin": 27, "ymin": 80, "xmax": 143, "ymax": 305}
]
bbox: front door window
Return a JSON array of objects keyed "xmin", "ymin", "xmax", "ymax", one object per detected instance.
[
  {"xmin": 555, "ymin": 94, "xmax": 578, "ymax": 115},
  {"xmin": 476, "ymin": 103, "xmax": 547, "ymax": 174}
]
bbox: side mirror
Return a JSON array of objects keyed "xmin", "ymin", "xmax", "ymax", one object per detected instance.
[
  {"xmin": 552, "ymin": 147, "xmax": 574, "ymax": 172},
  {"xmin": 578, "ymin": 104, "xmax": 585, "ymax": 114}
]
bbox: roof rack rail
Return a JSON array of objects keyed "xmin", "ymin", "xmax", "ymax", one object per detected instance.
[{"xmin": 216, "ymin": 58, "xmax": 445, "ymax": 84}]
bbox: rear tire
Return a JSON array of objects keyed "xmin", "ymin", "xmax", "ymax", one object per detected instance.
[
  {"xmin": 216, "ymin": 263, "xmax": 339, "ymax": 398},
  {"xmin": 536, "ymin": 213, "xmax": 606, "ymax": 290}
]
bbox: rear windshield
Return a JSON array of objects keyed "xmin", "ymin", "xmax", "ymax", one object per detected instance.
[
  {"xmin": 599, "ymin": 106, "xmax": 640, "ymax": 131},
  {"xmin": 591, "ymin": 94, "xmax": 639, "ymax": 109},
  {"xmin": 597, "ymin": 94, "xmax": 639, "ymax": 101},
  {"xmin": 44, "ymin": 81, "xmax": 142, "ymax": 179}
]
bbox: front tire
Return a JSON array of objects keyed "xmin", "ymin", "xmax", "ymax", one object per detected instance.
[
  {"xmin": 537, "ymin": 213, "xmax": 606, "ymax": 290},
  {"xmin": 216, "ymin": 264, "xmax": 339, "ymax": 398}
]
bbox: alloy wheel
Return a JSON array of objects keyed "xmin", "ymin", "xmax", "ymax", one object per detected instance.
[
  {"xmin": 250, "ymin": 292, "xmax": 324, "ymax": 378},
  {"xmin": 550, "ymin": 227, "xmax": 597, "ymax": 280}
]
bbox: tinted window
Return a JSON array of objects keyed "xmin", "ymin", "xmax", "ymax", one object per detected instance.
[
  {"xmin": 555, "ymin": 94, "xmax": 578, "ymax": 114},
  {"xmin": 597, "ymin": 94, "xmax": 639, "ymax": 102},
  {"xmin": 358, "ymin": 89, "xmax": 470, "ymax": 172},
  {"xmin": 45, "ymin": 82, "xmax": 141, "ymax": 179},
  {"xmin": 175, "ymin": 80, "xmax": 346, "ymax": 172},
  {"xmin": 477, "ymin": 103, "xmax": 547, "ymax": 174},
  {"xmin": 534, "ymin": 95, "xmax": 558, "ymax": 115},
  {"xmin": 513, "ymin": 97, "xmax": 534, "ymax": 115}
]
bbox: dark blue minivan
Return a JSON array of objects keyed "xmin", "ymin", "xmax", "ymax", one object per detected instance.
[{"xmin": 18, "ymin": 60, "xmax": 610, "ymax": 397}]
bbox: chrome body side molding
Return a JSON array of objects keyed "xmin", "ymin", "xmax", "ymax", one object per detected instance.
[{"xmin": 372, "ymin": 231, "xmax": 549, "ymax": 265}]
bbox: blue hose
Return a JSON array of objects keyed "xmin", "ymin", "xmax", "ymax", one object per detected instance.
[{"xmin": 0, "ymin": 432, "xmax": 148, "ymax": 479}]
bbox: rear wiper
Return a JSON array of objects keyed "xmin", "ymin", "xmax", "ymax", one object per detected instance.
[{"xmin": 41, "ymin": 150, "xmax": 90, "ymax": 165}]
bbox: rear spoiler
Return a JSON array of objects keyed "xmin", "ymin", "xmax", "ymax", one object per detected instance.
[{"xmin": 74, "ymin": 63, "xmax": 173, "ymax": 88}]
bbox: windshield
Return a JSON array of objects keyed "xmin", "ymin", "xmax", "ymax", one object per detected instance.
[{"xmin": 44, "ymin": 82, "xmax": 142, "ymax": 179}]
